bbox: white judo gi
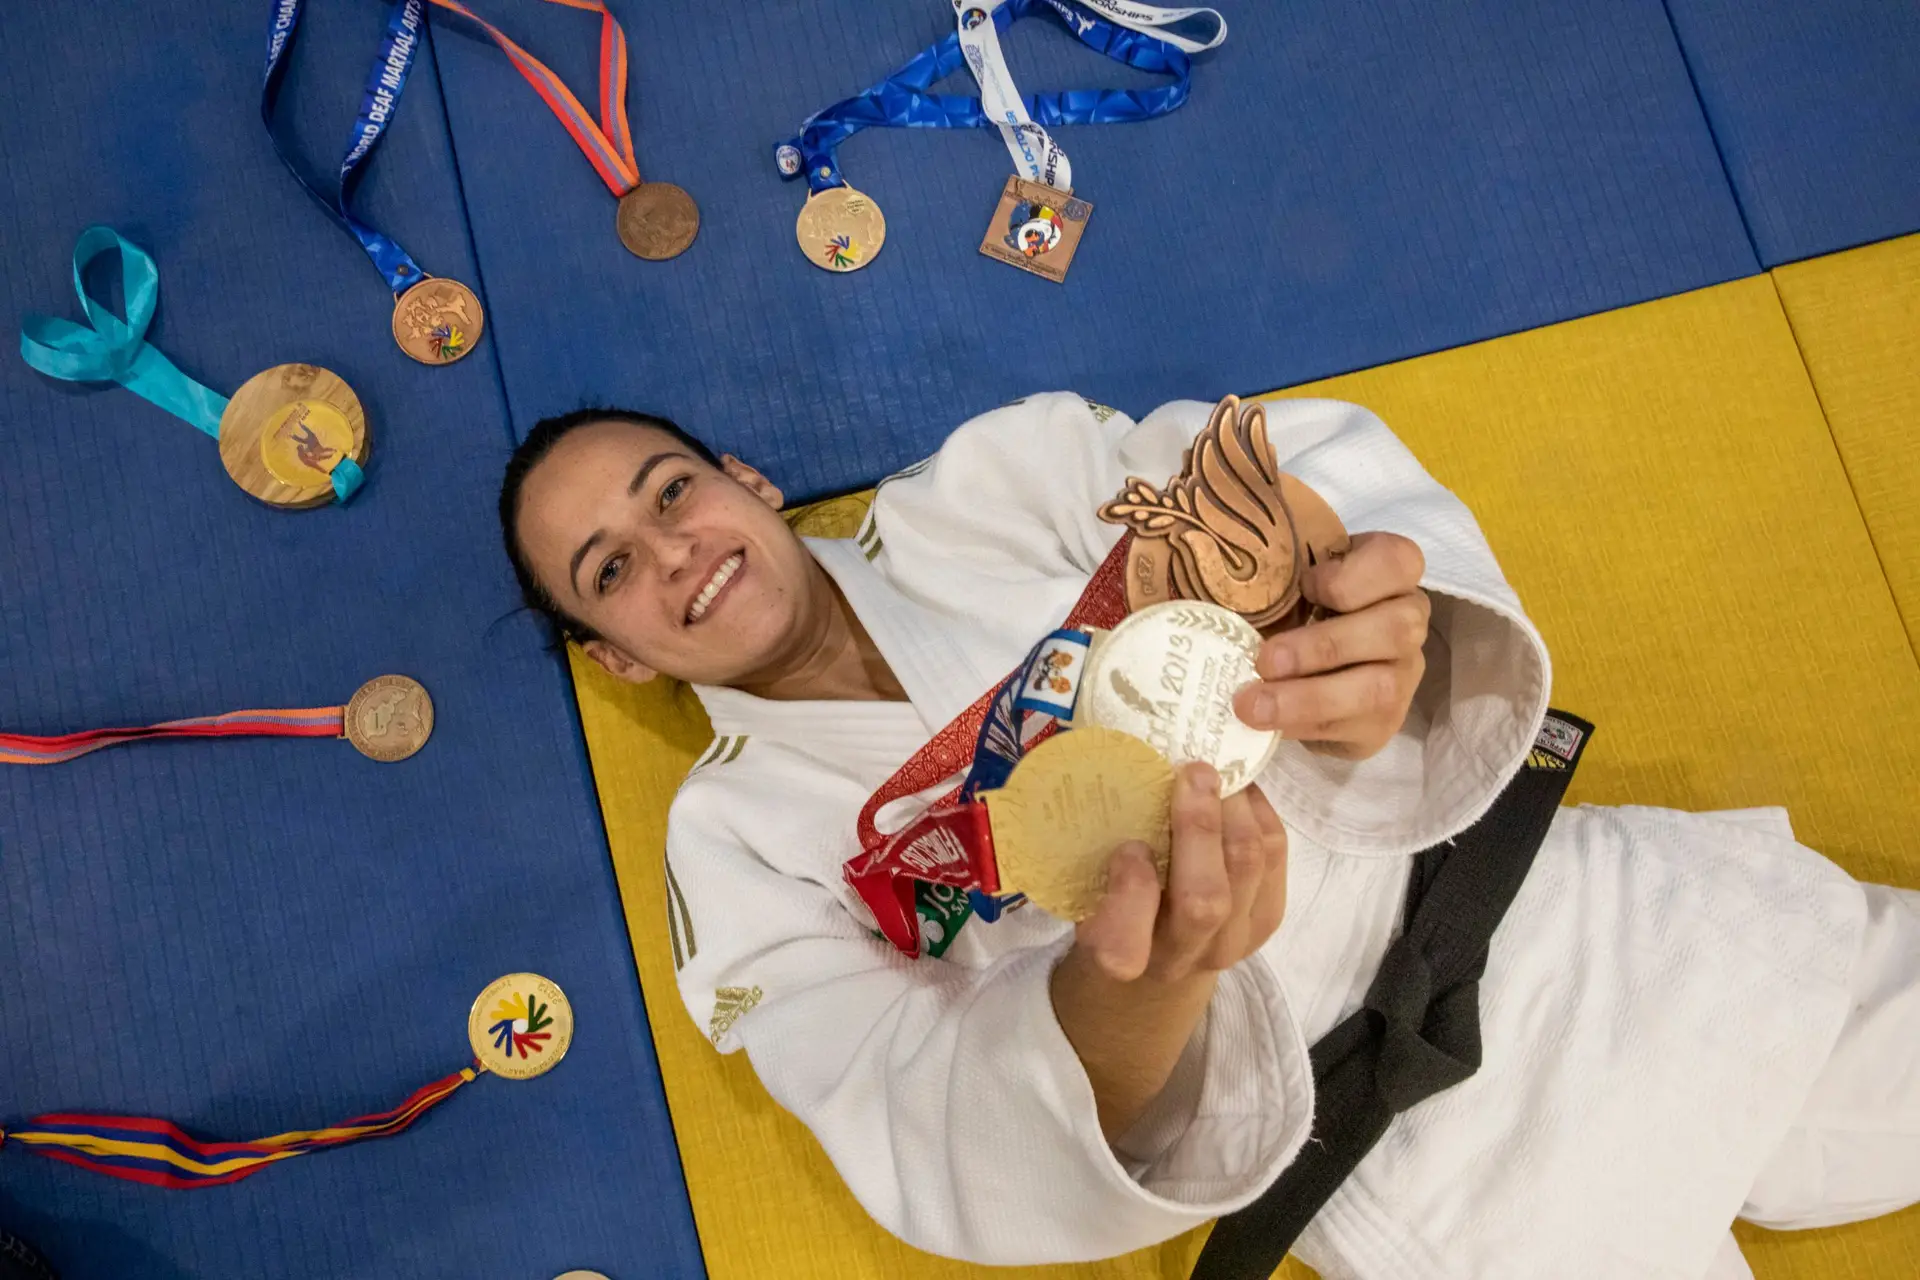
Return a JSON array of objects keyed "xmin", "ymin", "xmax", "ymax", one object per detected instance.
[{"xmin": 662, "ymin": 393, "xmax": 1920, "ymax": 1279}]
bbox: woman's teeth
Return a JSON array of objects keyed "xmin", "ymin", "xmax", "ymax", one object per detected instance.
[{"xmin": 688, "ymin": 554, "xmax": 742, "ymax": 622}]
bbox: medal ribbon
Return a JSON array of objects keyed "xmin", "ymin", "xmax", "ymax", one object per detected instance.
[
  {"xmin": 263, "ymin": 0, "xmax": 434, "ymax": 297},
  {"xmin": 959, "ymin": 1, "xmax": 1072, "ymax": 191},
  {"xmin": 0, "ymin": 704, "xmax": 349, "ymax": 766},
  {"xmin": 779, "ymin": 0, "xmax": 1195, "ymax": 194},
  {"xmin": 17, "ymin": 228, "xmax": 364, "ymax": 503},
  {"xmin": 428, "ymin": 0, "xmax": 641, "ymax": 197},
  {"xmin": 847, "ymin": 535, "xmax": 1133, "ymax": 955},
  {"xmin": 1, "ymin": 1066, "xmax": 479, "ymax": 1188}
]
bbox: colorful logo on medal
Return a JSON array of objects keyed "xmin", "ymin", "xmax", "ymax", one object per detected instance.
[
  {"xmin": 259, "ymin": 398, "xmax": 354, "ymax": 485},
  {"xmin": 823, "ymin": 234, "xmax": 860, "ymax": 269},
  {"xmin": 775, "ymin": 143, "xmax": 802, "ymax": 177},
  {"xmin": 429, "ymin": 322, "xmax": 466, "ymax": 361},
  {"xmin": 960, "ymin": 7, "xmax": 989, "ymax": 28},
  {"xmin": 1030, "ymin": 649, "xmax": 1075, "ymax": 696},
  {"xmin": 1004, "ymin": 200, "xmax": 1064, "ymax": 258},
  {"xmin": 487, "ymin": 990, "xmax": 556, "ymax": 1060}
]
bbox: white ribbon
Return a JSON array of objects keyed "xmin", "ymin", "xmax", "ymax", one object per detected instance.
[
  {"xmin": 955, "ymin": 1, "xmax": 1072, "ymax": 192},
  {"xmin": 1071, "ymin": 0, "xmax": 1227, "ymax": 53}
]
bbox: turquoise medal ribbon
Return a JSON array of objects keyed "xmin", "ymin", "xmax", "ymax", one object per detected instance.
[{"xmin": 18, "ymin": 227, "xmax": 364, "ymax": 504}]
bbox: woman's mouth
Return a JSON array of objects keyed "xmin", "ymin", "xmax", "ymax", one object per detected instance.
[{"xmin": 686, "ymin": 552, "xmax": 744, "ymax": 624}]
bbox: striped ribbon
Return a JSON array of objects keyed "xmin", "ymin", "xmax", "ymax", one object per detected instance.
[
  {"xmin": 2, "ymin": 1066, "xmax": 478, "ymax": 1188},
  {"xmin": 430, "ymin": 0, "xmax": 639, "ymax": 196},
  {"xmin": 0, "ymin": 706, "xmax": 344, "ymax": 766}
]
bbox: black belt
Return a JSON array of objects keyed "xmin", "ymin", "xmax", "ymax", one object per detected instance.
[{"xmin": 1192, "ymin": 710, "xmax": 1594, "ymax": 1280}]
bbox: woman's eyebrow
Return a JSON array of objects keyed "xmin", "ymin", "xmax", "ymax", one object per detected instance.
[{"xmin": 567, "ymin": 450, "xmax": 692, "ymax": 596}]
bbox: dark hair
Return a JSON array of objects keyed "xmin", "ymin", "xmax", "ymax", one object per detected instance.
[{"xmin": 499, "ymin": 407, "xmax": 721, "ymax": 644}]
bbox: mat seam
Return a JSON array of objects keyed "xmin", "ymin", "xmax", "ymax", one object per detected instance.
[
  {"xmin": 424, "ymin": 15, "xmax": 518, "ymax": 448},
  {"xmin": 1766, "ymin": 271, "xmax": 1920, "ymax": 673},
  {"xmin": 1657, "ymin": 0, "xmax": 1764, "ymax": 269}
]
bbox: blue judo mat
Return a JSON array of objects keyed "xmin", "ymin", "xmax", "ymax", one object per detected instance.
[
  {"xmin": 433, "ymin": 0, "xmax": 1756, "ymax": 500},
  {"xmin": 1665, "ymin": 0, "xmax": 1920, "ymax": 267},
  {"xmin": 0, "ymin": 4, "xmax": 700, "ymax": 1278}
]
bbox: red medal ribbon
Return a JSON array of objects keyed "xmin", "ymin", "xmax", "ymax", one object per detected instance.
[
  {"xmin": 0, "ymin": 706, "xmax": 345, "ymax": 766},
  {"xmin": 847, "ymin": 534, "xmax": 1134, "ymax": 953}
]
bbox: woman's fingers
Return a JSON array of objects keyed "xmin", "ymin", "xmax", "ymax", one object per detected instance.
[
  {"xmin": 1301, "ymin": 531, "xmax": 1425, "ymax": 613},
  {"xmin": 1235, "ymin": 655, "xmax": 1422, "ymax": 740},
  {"xmin": 1253, "ymin": 591, "xmax": 1430, "ymax": 682},
  {"xmin": 1075, "ymin": 842, "xmax": 1162, "ymax": 982},
  {"xmin": 1153, "ymin": 763, "xmax": 1232, "ymax": 978}
]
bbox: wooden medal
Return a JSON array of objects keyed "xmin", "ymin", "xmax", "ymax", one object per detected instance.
[
  {"xmin": 616, "ymin": 182, "xmax": 700, "ymax": 260},
  {"xmin": 469, "ymin": 973, "xmax": 574, "ymax": 1081},
  {"xmin": 217, "ymin": 363, "xmax": 369, "ymax": 510},
  {"xmin": 796, "ymin": 186, "xmax": 886, "ymax": 273},
  {"xmin": 978, "ymin": 175, "xmax": 1093, "ymax": 283},
  {"xmin": 391, "ymin": 277, "xmax": 485, "ymax": 365},
  {"xmin": 984, "ymin": 728, "xmax": 1175, "ymax": 922},
  {"xmin": 344, "ymin": 675, "xmax": 434, "ymax": 762}
]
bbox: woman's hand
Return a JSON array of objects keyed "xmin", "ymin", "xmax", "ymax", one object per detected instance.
[
  {"xmin": 1232, "ymin": 531, "xmax": 1430, "ymax": 760},
  {"xmin": 1052, "ymin": 763, "xmax": 1289, "ymax": 1138}
]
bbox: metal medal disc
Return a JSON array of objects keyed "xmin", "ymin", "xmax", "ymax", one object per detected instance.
[
  {"xmin": 218, "ymin": 364, "xmax": 369, "ymax": 510},
  {"xmin": 983, "ymin": 728, "xmax": 1175, "ymax": 922},
  {"xmin": 553, "ymin": 1273, "xmax": 612, "ymax": 1280},
  {"xmin": 391, "ymin": 276, "xmax": 485, "ymax": 365},
  {"xmin": 1078, "ymin": 600, "xmax": 1279, "ymax": 795},
  {"xmin": 469, "ymin": 972, "xmax": 574, "ymax": 1080},
  {"xmin": 795, "ymin": 186, "xmax": 886, "ymax": 273},
  {"xmin": 344, "ymin": 675, "xmax": 435, "ymax": 762},
  {"xmin": 616, "ymin": 182, "xmax": 700, "ymax": 260}
]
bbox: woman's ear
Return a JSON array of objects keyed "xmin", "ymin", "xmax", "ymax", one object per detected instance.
[
  {"xmin": 581, "ymin": 639, "xmax": 659, "ymax": 685},
  {"xmin": 721, "ymin": 454, "xmax": 785, "ymax": 510}
]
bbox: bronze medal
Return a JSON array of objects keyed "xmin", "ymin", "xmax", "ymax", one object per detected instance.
[
  {"xmin": 984, "ymin": 728, "xmax": 1175, "ymax": 922},
  {"xmin": 391, "ymin": 277, "xmax": 485, "ymax": 365},
  {"xmin": 344, "ymin": 675, "xmax": 434, "ymax": 762},
  {"xmin": 796, "ymin": 186, "xmax": 886, "ymax": 273},
  {"xmin": 978, "ymin": 175, "xmax": 1092, "ymax": 283},
  {"xmin": 217, "ymin": 364, "xmax": 369, "ymax": 510},
  {"xmin": 469, "ymin": 973, "xmax": 574, "ymax": 1080},
  {"xmin": 1101, "ymin": 396, "xmax": 1351, "ymax": 628},
  {"xmin": 616, "ymin": 181, "xmax": 700, "ymax": 260}
]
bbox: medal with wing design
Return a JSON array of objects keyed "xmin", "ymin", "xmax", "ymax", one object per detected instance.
[{"xmin": 1099, "ymin": 395, "xmax": 1352, "ymax": 629}]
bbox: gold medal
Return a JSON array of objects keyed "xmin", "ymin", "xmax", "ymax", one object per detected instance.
[
  {"xmin": 217, "ymin": 364, "xmax": 369, "ymax": 510},
  {"xmin": 391, "ymin": 277, "xmax": 485, "ymax": 365},
  {"xmin": 617, "ymin": 182, "xmax": 701, "ymax": 260},
  {"xmin": 469, "ymin": 973, "xmax": 574, "ymax": 1080},
  {"xmin": 979, "ymin": 175, "xmax": 1092, "ymax": 283},
  {"xmin": 796, "ymin": 186, "xmax": 886, "ymax": 273},
  {"xmin": 1078, "ymin": 601, "xmax": 1279, "ymax": 795},
  {"xmin": 553, "ymin": 1274, "xmax": 612, "ymax": 1280},
  {"xmin": 984, "ymin": 728, "xmax": 1175, "ymax": 921},
  {"xmin": 344, "ymin": 675, "xmax": 434, "ymax": 762}
]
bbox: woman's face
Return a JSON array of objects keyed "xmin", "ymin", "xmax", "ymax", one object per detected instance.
[{"xmin": 513, "ymin": 419, "xmax": 819, "ymax": 686}]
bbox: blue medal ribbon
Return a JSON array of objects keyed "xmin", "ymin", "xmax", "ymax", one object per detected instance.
[
  {"xmin": 19, "ymin": 227, "xmax": 365, "ymax": 504},
  {"xmin": 263, "ymin": 0, "xmax": 430, "ymax": 297},
  {"xmin": 775, "ymin": 0, "xmax": 1192, "ymax": 194}
]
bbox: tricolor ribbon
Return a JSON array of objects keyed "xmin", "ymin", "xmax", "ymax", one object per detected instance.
[
  {"xmin": 429, "ymin": 0, "xmax": 642, "ymax": 197},
  {"xmin": 17, "ymin": 228, "xmax": 363, "ymax": 504},
  {"xmin": 777, "ymin": 0, "xmax": 1197, "ymax": 196},
  {"xmin": 846, "ymin": 534, "xmax": 1133, "ymax": 955},
  {"xmin": 0, "ymin": 705, "xmax": 346, "ymax": 766},
  {"xmin": 1, "ymin": 1066, "xmax": 479, "ymax": 1188}
]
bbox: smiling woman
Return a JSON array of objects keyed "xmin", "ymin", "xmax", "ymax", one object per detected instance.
[{"xmin": 499, "ymin": 407, "xmax": 905, "ymax": 702}]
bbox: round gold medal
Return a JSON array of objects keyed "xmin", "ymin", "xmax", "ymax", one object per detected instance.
[
  {"xmin": 1079, "ymin": 601, "xmax": 1279, "ymax": 795},
  {"xmin": 984, "ymin": 728, "xmax": 1175, "ymax": 922},
  {"xmin": 344, "ymin": 675, "xmax": 434, "ymax": 762},
  {"xmin": 796, "ymin": 186, "xmax": 886, "ymax": 273},
  {"xmin": 391, "ymin": 277, "xmax": 484, "ymax": 365},
  {"xmin": 217, "ymin": 364, "xmax": 369, "ymax": 509},
  {"xmin": 616, "ymin": 182, "xmax": 700, "ymax": 260},
  {"xmin": 469, "ymin": 973, "xmax": 574, "ymax": 1080},
  {"xmin": 553, "ymin": 1273, "xmax": 612, "ymax": 1280}
]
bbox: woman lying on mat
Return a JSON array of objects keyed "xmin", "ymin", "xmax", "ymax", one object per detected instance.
[{"xmin": 497, "ymin": 394, "xmax": 1918, "ymax": 1280}]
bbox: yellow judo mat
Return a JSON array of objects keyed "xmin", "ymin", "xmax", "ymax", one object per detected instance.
[{"xmin": 568, "ymin": 267, "xmax": 1920, "ymax": 1279}]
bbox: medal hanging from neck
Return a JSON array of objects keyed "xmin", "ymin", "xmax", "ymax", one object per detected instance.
[
  {"xmin": 0, "ymin": 974, "xmax": 571, "ymax": 1187},
  {"xmin": 774, "ymin": 0, "xmax": 1220, "ymax": 278},
  {"xmin": 844, "ymin": 394, "xmax": 1349, "ymax": 956},
  {"xmin": 1, "ymin": 675, "xmax": 436, "ymax": 765},
  {"xmin": 430, "ymin": 0, "xmax": 698, "ymax": 262},
  {"xmin": 20, "ymin": 227, "xmax": 368, "ymax": 510},
  {"xmin": 263, "ymin": 0, "xmax": 485, "ymax": 366}
]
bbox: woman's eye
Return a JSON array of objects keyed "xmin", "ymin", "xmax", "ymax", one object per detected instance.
[
  {"xmin": 660, "ymin": 476, "xmax": 689, "ymax": 510},
  {"xmin": 595, "ymin": 555, "xmax": 625, "ymax": 594}
]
